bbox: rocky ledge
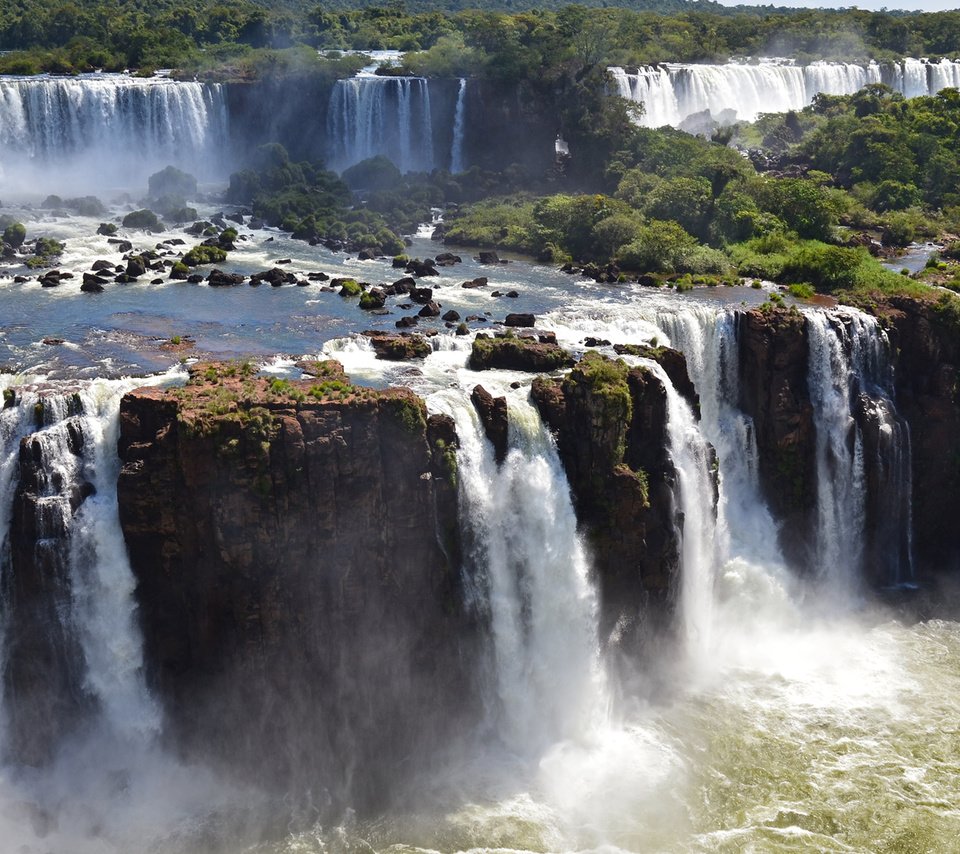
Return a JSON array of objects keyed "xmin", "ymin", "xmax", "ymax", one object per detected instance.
[
  {"xmin": 533, "ymin": 351, "xmax": 692, "ymax": 658},
  {"xmin": 116, "ymin": 360, "xmax": 472, "ymax": 811}
]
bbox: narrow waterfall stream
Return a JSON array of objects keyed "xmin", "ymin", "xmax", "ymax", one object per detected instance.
[{"xmin": 449, "ymin": 78, "xmax": 467, "ymax": 174}]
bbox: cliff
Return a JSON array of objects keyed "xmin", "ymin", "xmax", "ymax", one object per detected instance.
[
  {"xmin": 532, "ymin": 351, "xmax": 684, "ymax": 657},
  {"xmin": 881, "ymin": 296, "xmax": 960, "ymax": 575},
  {"xmin": 116, "ymin": 361, "xmax": 470, "ymax": 810}
]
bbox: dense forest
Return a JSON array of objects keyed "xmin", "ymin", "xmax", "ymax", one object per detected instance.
[
  {"xmin": 1, "ymin": 1, "xmax": 960, "ymax": 76},
  {"xmin": 4, "ymin": 0, "xmax": 960, "ymax": 310}
]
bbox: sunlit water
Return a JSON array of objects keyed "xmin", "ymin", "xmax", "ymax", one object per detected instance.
[{"xmin": 1, "ymin": 197, "xmax": 959, "ymax": 853}]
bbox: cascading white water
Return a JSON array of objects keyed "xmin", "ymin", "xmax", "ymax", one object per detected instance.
[
  {"xmin": 610, "ymin": 58, "xmax": 960, "ymax": 128},
  {"xmin": 326, "ymin": 77, "xmax": 435, "ymax": 174},
  {"xmin": 806, "ymin": 311, "xmax": 867, "ymax": 591},
  {"xmin": 432, "ymin": 382, "xmax": 606, "ymax": 752},
  {"xmin": 635, "ymin": 358, "xmax": 718, "ymax": 653},
  {"xmin": 0, "ymin": 75, "xmax": 228, "ymax": 192},
  {"xmin": 66, "ymin": 383, "xmax": 161, "ymax": 739},
  {"xmin": 806, "ymin": 309, "xmax": 913, "ymax": 588},
  {"xmin": 450, "ymin": 78, "xmax": 467, "ymax": 174},
  {"xmin": 655, "ymin": 307, "xmax": 786, "ymax": 571},
  {"xmin": 0, "ymin": 375, "xmax": 177, "ymax": 758}
]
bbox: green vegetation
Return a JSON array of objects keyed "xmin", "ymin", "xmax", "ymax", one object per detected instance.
[
  {"xmin": 226, "ymin": 145, "xmax": 405, "ymax": 255},
  {"xmin": 183, "ymin": 244, "xmax": 228, "ymax": 266},
  {"xmin": 5, "ymin": 1, "xmax": 960, "ymax": 79},
  {"xmin": 338, "ymin": 278, "xmax": 363, "ymax": 297},
  {"xmin": 122, "ymin": 209, "xmax": 162, "ymax": 231},
  {"xmin": 2, "ymin": 222, "xmax": 26, "ymax": 248}
]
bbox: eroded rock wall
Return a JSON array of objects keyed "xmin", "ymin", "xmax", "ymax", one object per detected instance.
[{"xmin": 116, "ymin": 362, "xmax": 470, "ymax": 811}]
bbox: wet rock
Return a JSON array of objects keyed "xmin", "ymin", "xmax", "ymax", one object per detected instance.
[
  {"xmin": 410, "ymin": 287, "xmax": 433, "ymax": 304},
  {"xmin": 442, "ymin": 310, "xmax": 461, "ymax": 322},
  {"xmin": 207, "ymin": 269, "xmax": 246, "ymax": 287},
  {"xmin": 405, "ymin": 259, "xmax": 439, "ymax": 278},
  {"xmin": 469, "ymin": 333, "xmax": 573, "ymax": 372},
  {"xmin": 364, "ymin": 331, "xmax": 431, "ymax": 360},
  {"xmin": 250, "ymin": 268, "xmax": 293, "ymax": 287},
  {"xmin": 418, "ymin": 301, "xmax": 441, "ymax": 318},
  {"xmin": 395, "ymin": 316, "xmax": 419, "ymax": 329},
  {"xmin": 504, "ymin": 313, "xmax": 535, "ymax": 328},
  {"xmin": 471, "ymin": 385, "xmax": 508, "ymax": 465},
  {"xmin": 477, "ymin": 250, "xmax": 503, "ymax": 265},
  {"xmin": 461, "ymin": 277, "xmax": 488, "ymax": 289}
]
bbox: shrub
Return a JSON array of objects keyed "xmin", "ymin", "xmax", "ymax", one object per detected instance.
[
  {"xmin": 183, "ymin": 245, "xmax": 228, "ymax": 266},
  {"xmin": 2, "ymin": 222, "xmax": 26, "ymax": 248},
  {"xmin": 122, "ymin": 209, "xmax": 162, "ymax": 231}
]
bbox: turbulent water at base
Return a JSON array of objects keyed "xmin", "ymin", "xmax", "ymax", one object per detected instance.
[
  {"xmin": 0, "ymin": 75, "xmax": 228, "ymax": 193},
  {"xmin": 610, "ymin": 57, "xmax": 960, "ymax": 127},
  {"xmin": 326, "ymin": 76, "xmax": 436, "ymax": 173}
]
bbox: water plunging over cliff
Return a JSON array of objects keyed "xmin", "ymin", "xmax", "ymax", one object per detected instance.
[
  {"xmin": 807, "ymin": 310, "xmax": 913, "ymax": 589},
  {"xmin": 610, "ymin": 58, "xmax": 960, "ymax": 128},
  {"xmin": 0, "ymin": 378, "xmax": 161, "ymax": 760},
  {"xmin": 432, "ymin": 381, "xmax": 606, "ymax": 751},
  {"xmin": 449, "ymin": 78, "xmax": 467, "ymax": 175},
  {"xmin": 0, "ymin": 75, "xmax": 228, "ymax": 193},
  {"xmin": 326, "ymin": 77, "xmax": 436, "ymax": 174}
]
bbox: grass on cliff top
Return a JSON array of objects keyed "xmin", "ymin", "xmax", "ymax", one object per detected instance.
[
  {"xmin": 174, "ymin": 360, "xmax": 425, "ymax": 437},
  {"xmin": 729, "ymin": 234, "xmax": 935, "ymax": 302}
]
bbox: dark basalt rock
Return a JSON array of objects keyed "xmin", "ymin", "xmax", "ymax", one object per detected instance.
[
  {"xmin": 410, "ymin": 287, "xmax": 433, "ymax": 304},
  {"xmin": 365, "ymin": 331, "xmax": 432, "ymax": 360},
  {"xmin": 405, "ymin": 259, "xmax": 439, "ymax": 278},
  {"xmin": 736, "ymin": 307, "xmax": 815, "ymax": 570},
  {"xmin": 207, "ymin": 269, "xmax": 245, "ymax": 287},
  {"xmin": 531, "ymin": 352, "xmax": 684, "ymax": 659},
  {"xmin": 116, "ymin": 367, "xmax": 471, "ymax": 809},
  {"xmin": 418, "ymin": 301, "xmax": 441, "ymax": 318},
  {"xmin": 504, "ymin": 313, "xmax": 535, "ymax": 328},
  {"xmin": 469, "ymin": 333, "xmax": 573, "ymax": 373},
  {"xmin": 250, "ymin": 268, "xmax": 293, "ymax": 287},
  {"xmin": 477, "ymin": 251, "xmax": 504, "ymax": 265},
  {"xmin": 461, "ymin": 277, "xmax": 488, "ymax": 289},
  {"xmin": 471, "ymin": 385, "xmax": 508, "ymax": 465}
]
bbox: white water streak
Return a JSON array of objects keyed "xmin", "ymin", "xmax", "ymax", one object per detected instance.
[
  {"xmin": 433, "ymin": 385, "xmax": 606, "ymax": 752},
  {"xmin": 611, "ymin": 58, "xmax": 960, "ymax": 127}
]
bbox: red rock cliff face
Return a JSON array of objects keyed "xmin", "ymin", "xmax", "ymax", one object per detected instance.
[{"xmin": 116, "ymin": 362, "xmax": 470, "ymax": 811}]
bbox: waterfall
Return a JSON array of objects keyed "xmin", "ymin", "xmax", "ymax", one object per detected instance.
[
  {"xmin": 433, "ymin": 384, "xmax": 605, "ymax": 752},
  {"xmin": 0, "ymin": 377, "xmax": 165, "ymax": 757},
  {"xmin": 806, "ymin": 309, "xmax": 913, "ymax": 589},
  {"xmin": 0, "ymin": 75, "xmax": 228, "ymax": 192},
  {"xmin": 326, "ymin": 76, "xmax": 436, "ymax": 174},
  {"xmin": 450, "ymin": 78, "xmax": 467, "ymax": 174},
  {"xmin": 626, "ymin": 356, "xmax": 715, "ymax": 652},
  {"xmin": 656, "ymin": 308, "xmax": 786, "ymax": 571},
  {"xmin": 611, "ymin": 58, "xmax": 960, "ymax": 128}
]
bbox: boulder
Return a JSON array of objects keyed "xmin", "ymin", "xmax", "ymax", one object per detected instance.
[
  {"xmin": 418, "ymin": 301, "xmax": 441, "ymax": 318},
  {"xmin": 469, "ymin": 333, "xmax": 573, "ymax": 373},
  {"xmin": 504, "ymin": 313, "xmax": 535, "ymax": 328},
  {"xmin": 207, "ymin": 269, "xmax": 246, "ymax": 287},
  {"xmin": 364, "ymin": 331, "xmax": 432, "ymax": 360}
]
